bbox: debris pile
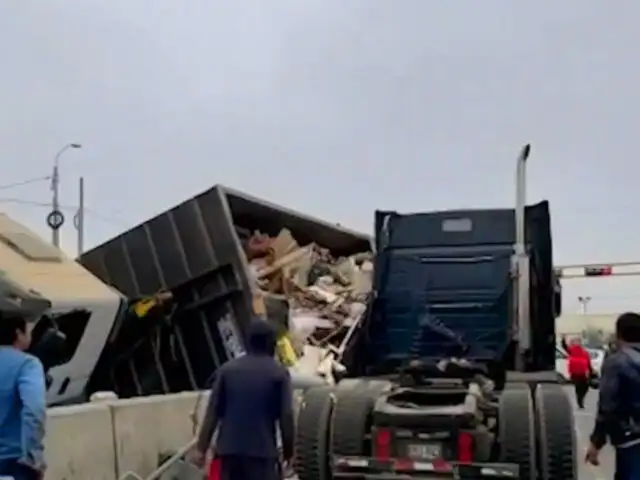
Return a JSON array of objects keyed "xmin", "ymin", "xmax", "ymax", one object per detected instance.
[{"xmin": 244, "ymin": 228, "xmax": 373, "ymax": 383}]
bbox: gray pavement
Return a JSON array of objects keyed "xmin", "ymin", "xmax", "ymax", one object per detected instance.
[{"xmin": 569, "ymin": 385, "xmax": 615, "ymax": 479}]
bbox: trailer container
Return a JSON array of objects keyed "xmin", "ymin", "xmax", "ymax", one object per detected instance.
[{"xmin": 80, "ymin": 185, "xmax": 371, "ymax": 398}]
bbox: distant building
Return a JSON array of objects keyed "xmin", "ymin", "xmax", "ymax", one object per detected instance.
[{"xmin": 556, "ymin": 314, "xmax": 617, "ymax": 337}]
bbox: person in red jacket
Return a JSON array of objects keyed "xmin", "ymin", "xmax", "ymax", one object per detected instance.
[{"xmin": 563, "ymin": 336, "xmax": 593, "ymax": 409}]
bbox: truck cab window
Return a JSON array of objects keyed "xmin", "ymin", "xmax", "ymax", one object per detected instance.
[{"xmin": 30, "ymin": 309, "xmax": 91, "ymax": 372}]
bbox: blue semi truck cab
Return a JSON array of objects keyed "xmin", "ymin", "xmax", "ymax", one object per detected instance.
[
  {"xmin": 358, "ymin": 200, "xmax": 557, "ymax": 379},
  {"xmin": 294, "ymin": 145, "xmax": 576, "ymax": 480}
]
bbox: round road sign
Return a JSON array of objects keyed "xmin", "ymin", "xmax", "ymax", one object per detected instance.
[{"xmin": 46, "ymin": 210, "xmax": 65, "ymax": 230}]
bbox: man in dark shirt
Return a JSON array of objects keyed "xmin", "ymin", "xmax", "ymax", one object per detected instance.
[
  {"xmin": 586, "ymin": 312, "xmax": 640, "ymax": 479},
  {"xmin": 193, "ymin": 318, "xmax": 295, "ymax": 480}
]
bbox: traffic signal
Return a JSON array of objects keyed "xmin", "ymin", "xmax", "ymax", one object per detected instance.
[{"xmin": 584, "ymin": 265, "xmax": 613, "ymax": 277}]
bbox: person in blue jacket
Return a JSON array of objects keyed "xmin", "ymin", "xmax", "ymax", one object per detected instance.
[
  {"xmin": 193, "ymin": 318, "xmax": 294, "ymax": 480},
  {"xmin": 586, "ymin": 312, "xmax": 640, "ymax": 479},
  {"xmin": 0, "ymin": 312, "xmax": 47, "ymax": 480}
]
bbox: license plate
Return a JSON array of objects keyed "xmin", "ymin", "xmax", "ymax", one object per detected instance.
[{"xmin": 406, "ymin": 443, "xmax": 442, "ymax": 460}]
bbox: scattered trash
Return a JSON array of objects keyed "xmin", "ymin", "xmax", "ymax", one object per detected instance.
[{"xmin": 245, "ymin": 228, "xmax": 373, "ymax": 382}]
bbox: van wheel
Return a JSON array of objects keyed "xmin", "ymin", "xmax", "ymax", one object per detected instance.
[{"xmin": 498, "ymin": 388, "xmax": 536, "ymax": 480}]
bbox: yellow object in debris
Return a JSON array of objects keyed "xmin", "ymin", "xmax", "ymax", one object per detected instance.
[
  {"xmin": 276, "ymin": 333, "xmax": 298, "ymax": 367},
  {"xmin": 131, "ymin": 291, "xmax": 174, "ymax": 318},
  {"xmin": 132, "ymin": 297, "xmax": 158, "ymax": 318}
]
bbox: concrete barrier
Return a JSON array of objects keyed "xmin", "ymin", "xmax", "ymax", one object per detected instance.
[
  {"xmin": 44, "ymin": 389, "xmax": 305, "ymax": 479},
  {"xmin": 44, "ymin": 392, "xmax": 209, "ymax": 479},
  {"xmin": 46, "ymin": 402, "xmax": 117, "ymax": 480},
  {"xmin": 110, "ymin": 392, "xmax": 209, "ymax": 478}
]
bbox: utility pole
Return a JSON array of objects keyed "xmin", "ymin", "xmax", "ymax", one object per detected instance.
[
  {"xmin": 578, "ymin": 296, "xmax": 592, "ymax": 315},
  {"xmin": 75, "ymin": 176, "xmax": 85, "ymax": 257},
  {"xmin": 50, "ymin": 143, "xmax": 82, "ymax": 248}
]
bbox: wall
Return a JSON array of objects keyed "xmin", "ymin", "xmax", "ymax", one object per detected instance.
[
  {"xmin": 44, "ymin": 390, "xmax": 303, "ymax": 480},
  {"xmin": 45, "ymin": 391, "xmax": 211, "ymax": 480},
  {"xmin": 46, "ymin": 402, "xmax": 118, "ymax": 480},
  {"xmin": 556, "ymin": 313, "xmax": 617, "ymax": 337}
]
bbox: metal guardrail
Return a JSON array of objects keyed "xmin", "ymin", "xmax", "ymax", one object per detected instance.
[{"xmin": 118, "ymin": 439, "xmax": 199, "ymax": 480}]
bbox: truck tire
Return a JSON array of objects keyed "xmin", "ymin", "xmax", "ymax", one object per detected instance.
[
  {"xmin": 331, "ymin": 383, "xmax": 385, "ymax": 458},
  {"xmin": 295, "ymin": 386, "xmax": 335, "ymax": 480},
  {"xmin": 498, "ymin": 388, "xmax": 536, "ymax": 480},
  {"xmin": 535, "ymin": 383, "xmax": 578, "ymax": 480}
]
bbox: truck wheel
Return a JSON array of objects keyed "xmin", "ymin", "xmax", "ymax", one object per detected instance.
[
  {"xmin": 498, "ymin": 388, "xmax": 536, "ymax": 480},
  {"xmin": 295, "ymin": 386, "xmax": 335, "ymax": 480},
  {"xmin": 331, "ymin": 384, "xmax": 383, "ymax": 458},
  {"xmin": 535, "ymin": 384, "xmax": 578, "ymax": 480}
]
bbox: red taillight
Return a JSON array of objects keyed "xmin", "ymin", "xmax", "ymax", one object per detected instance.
[
  {"xmin": 207, "ymin": 457, "xmax": 221, "ymax": 480},
  {"xmin": 393, "ymin": 458, "xmax": 413, "ymax": 471},
  {"xmin": 374, "ymin": 428, "xmax": 392, "ymax": 460},
  {"xmin": 457, "ymin": 431, "xmax": 473, "ymax": 463}
]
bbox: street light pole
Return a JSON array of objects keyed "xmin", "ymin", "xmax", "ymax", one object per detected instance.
[
  {"xmin": 51, "ymin": 143, "xmax": 82, "ymax": 248},
  {"xmin": 578, "ymin": 295, "xmax": 592, "ymax": 315},
  {"xmin": 76, "ymin": 176, "xmax": 85, "ymax": 256}
]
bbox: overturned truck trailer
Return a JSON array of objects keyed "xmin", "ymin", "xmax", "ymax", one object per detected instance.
[{"xmin": 80, "ymin": 185, "xmax": 371, "ymax": 399}]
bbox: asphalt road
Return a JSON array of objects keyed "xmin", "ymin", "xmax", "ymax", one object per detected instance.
[{"xmin": 570, "ymin": 385, "xmax": 616, "ymax": 479}]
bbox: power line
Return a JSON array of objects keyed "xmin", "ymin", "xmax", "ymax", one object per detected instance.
[
  {"xmin": 0, "ymin": 176, "xmax": 51, "ymax": 191},
  {"xmin": 84, "ymin": 208, "xmax": 128, "ymax": 227},
  {"xmin": 0, "ymin": 197, "xmax": 127, "ymax": 227},
  {"xmin": 0, "ymin": 197, "xmax": 71, "ymax": 209}
]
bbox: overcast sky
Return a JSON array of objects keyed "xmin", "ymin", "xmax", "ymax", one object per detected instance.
[{"xmin": 1, "ymin": 1, "xmax": 638, "ymax": 314}]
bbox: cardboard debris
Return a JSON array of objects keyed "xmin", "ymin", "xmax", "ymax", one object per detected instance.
[{"xmin": 245, "ymin": 228, "xmax": 372, "ymax": 382}]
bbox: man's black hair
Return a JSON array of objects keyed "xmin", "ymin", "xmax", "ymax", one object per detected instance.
[
  {"xmin": 0, "ymin": 311, "xmax": 27, "ymax": 345},
  {"xmin": 616, "ymin": 312, "xmax": 640, "ymax": 343}
]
